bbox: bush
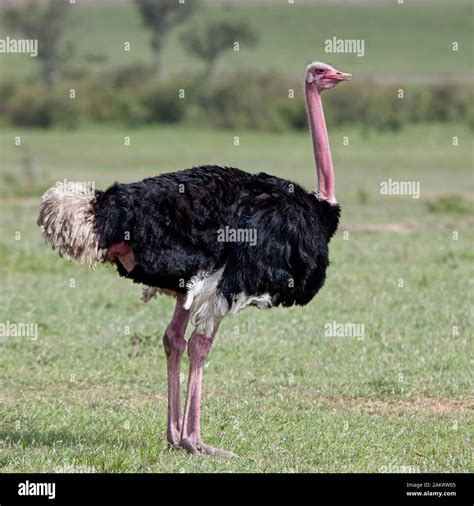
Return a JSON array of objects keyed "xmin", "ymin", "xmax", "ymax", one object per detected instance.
[
  {"xmin": 6, "ymin": 85, "xmax": 80, "ymax": 128},
  {"xmin": 277, "ymin": 96, "xmax": 307, "ymax": 130},
  {"xmin": 101, "ymin": 63, "xmax": 156, "ymax": 89},
  {"xmin": 403, "ymin": 87, "xmax": 432, "ymax": 124},
  {"xmin": 325, "ymin": 83, "xmax": 369, "ymax": 127},
  {"xmin": 61, "ymin": 64, "xmax": 93, "ymax": 82},
  {"xmin": 138, "ymin": 81, "xmax": 186, "ymax": 124},
  {"xmin": 0, "ymin": 79, "xmax": 19, "ymax": 115},
  {"xmin": 0, "ymin": 72, "xmax": 472, "ymax": 131},
  {"xmin": 80, "ymin": 83, "xmax": 124, "ymax": 122},
  {"xmin": 426, "ymin": 195, "xmax": 471, "ymax": 215},
  {"xmin": 193, "ymin": 71, "xmax": 288, "ymax": 131},
  {"xmin": 7, "ymin": 87, "xmax": 52, "ymax": 127},
  {"xmin": 365, "ymin": 87, "xmax": 404, "ymax": 132}
]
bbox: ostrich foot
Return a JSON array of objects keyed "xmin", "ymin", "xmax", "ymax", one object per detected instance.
[
  {"xmin": 167, "ymin": 418, "xmax": 184, "ymax": 448},
  {"xmin": 180, "ymin": 437, "xmax": 237, "ymax": 458},
  {"xmin": 167, "ymin": 433, "xmax": 181, "ymax": 449}
]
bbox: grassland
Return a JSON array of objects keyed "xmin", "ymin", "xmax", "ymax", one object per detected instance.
[
  {"xmin": 0, "ymin": 1, "xmax": 473, "ymax": 80},
  {"xmin": 0, "ymin": 122, "xmax": 472, "ymax": 472}
]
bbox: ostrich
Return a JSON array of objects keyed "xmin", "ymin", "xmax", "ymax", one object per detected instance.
[{"xmin": 37, "ymin": 61, "xmax": 351, "ymax": 457}]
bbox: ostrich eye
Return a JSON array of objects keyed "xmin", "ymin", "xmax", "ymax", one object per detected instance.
[{"xmin": 316, "ymin": 68, "xmax": 325, "ymax": 74}]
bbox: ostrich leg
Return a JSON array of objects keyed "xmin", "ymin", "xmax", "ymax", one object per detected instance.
[
  {"xmin": 162, "ymin": 295, "xmax": 190, "ymax": 447},
  {"xmin": 180, "ymin": 324, "xmax": 236, "ymax": 457}
]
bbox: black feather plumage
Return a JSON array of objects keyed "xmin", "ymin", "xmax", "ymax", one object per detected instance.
[{"xmin": 92, "ymin": 165, "xmax": 340, "ymax": 307}]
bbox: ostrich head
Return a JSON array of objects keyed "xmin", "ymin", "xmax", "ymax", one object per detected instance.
[{"xmin": 305, "ymin": 61, "xmax": 352, "ymax": 92}]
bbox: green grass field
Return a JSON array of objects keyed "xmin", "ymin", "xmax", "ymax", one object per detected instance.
[
  {"xmin": 1, "ymin": 1, "xmax": 472, "ymax": 80},
  {"xmin": 0, "ymin": 122, "xmax": 472, "ymax": 472}
]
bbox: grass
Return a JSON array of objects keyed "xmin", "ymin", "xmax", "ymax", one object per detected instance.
[
  {"xmin": 0, "ymin": 122, "xmax": 473, "ymax": 472},
  {"xmin": 0, "ymin": 1, "xmax": 472, "ymax": 80}
]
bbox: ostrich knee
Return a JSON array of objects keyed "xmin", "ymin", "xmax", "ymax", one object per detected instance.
[{"xmin": 163, "ymin": 326, "xmax": 187, "ymax": 358}]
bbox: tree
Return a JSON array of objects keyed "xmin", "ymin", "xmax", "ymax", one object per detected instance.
[
  {"xmin": 135, "ymin": 0, "xmax": 198, "ymax": 79},
  {"xmin": 3, "ymin": 0, "xmax": 72, "ymax": 88},
  {"xmin": 181, "ymin": 19, "xmax": 258, "ymax": 77}
]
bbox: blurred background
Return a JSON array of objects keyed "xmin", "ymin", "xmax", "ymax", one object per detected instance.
[
  {"xmin": 0, "ymin": 0, "xmax": 472, "ymax": 473},
  {"xmin": 0, "ymin": 0, "xmax": 472, "ymax": 196}
]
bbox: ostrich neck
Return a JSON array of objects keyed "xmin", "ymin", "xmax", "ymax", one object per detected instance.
[{"xmin": 305, "ymin": 83, "xmax": 335, "ymax": 203}]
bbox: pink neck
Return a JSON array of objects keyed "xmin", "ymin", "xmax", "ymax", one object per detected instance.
[{"xmin": 305, "ymin": 83, "xmax": 335, "ymax": 203}]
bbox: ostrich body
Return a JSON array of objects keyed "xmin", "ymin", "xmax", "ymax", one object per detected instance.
[{"xmin": 38, "ymin": 62, "xmax": 351, "ymax": 457}]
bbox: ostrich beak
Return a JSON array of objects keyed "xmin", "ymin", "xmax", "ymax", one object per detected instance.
[{"xmin": 327, "ymin": 71, "xmax": 352, "ymax": 81}]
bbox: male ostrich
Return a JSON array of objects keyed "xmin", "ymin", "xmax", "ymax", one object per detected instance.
[{"xmin": 38, "ymin": 61, "xmax": 351, "ymax": 457}]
